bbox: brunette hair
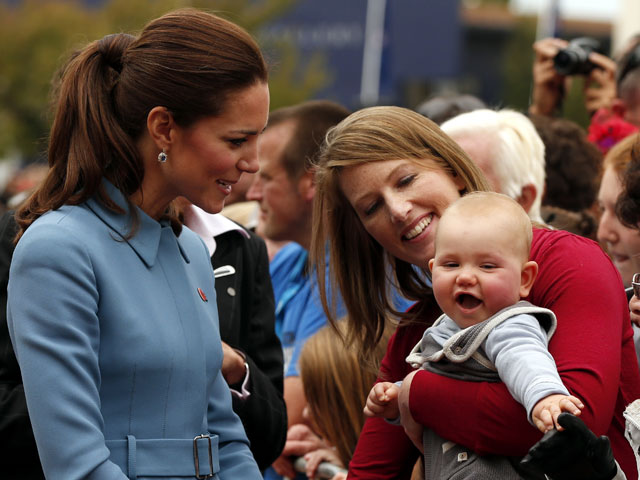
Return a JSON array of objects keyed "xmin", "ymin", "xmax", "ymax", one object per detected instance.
[
  {"xmin": 615, "ymin": 134, "xmax": 640, "ymax": 228},
  {"xmin": 267, "ymin": 100, "xmax": 351, "ymax": 181},
  {"xmin": 299, "ymin": 321, "xmax": 390, "ymax": 467},
  {"xmin": 15, "ymin": 8, "xmax": 267, "ymax": 240},
  {"xmin": 310, "ymin": 106, "xmax": 491, "ymax": 360}
]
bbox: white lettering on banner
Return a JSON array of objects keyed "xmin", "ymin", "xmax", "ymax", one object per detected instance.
[{"xmin": 260, "ymin": 23, "xmax": 364, "ymax": 49}]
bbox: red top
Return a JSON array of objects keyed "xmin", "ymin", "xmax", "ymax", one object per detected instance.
[{"xmin": 348, "ymin": 228, "xmax": 640, "ymax": 480}]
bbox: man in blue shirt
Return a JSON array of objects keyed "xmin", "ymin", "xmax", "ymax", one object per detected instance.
[
  {"xmin": 247, "ymin": 101, "xmax": 350, "ymax": 479},
  {"xmin": 248, "ymin": 101, "xmax": 350, "ymax": 424}
]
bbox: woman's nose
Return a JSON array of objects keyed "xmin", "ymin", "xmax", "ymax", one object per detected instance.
[
  {"xmin": 238, "ymin": 144, "xmax": 259, "ymax": 174},
  {"xmin": 387, "ymin": 198, "xmax": 411, "ymax": 223},
  {"xmin": 597, "ymin": 212, "xmax": 620, "ymax": 245}
]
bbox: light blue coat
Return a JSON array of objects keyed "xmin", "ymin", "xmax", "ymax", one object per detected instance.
[{"xmin": 7, "ymin": 182, "xmax": 261, "ymax": 480}]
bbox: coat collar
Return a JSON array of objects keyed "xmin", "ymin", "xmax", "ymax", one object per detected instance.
[{"xmin": 85, "ymin": 180, "xmax": 190, "ymax": 268}]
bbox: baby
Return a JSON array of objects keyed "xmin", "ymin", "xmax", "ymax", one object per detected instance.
[{"xmin": 365, "ymin": 192, "xmax": 583, "ymax": 476}]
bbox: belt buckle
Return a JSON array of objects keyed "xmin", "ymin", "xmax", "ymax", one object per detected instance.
[{"xmin": 193, "ymin": 434, "xmax": 214, "ymax": 479}]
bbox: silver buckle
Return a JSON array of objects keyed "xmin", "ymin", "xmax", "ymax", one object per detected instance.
[{"xmin": 193, "ymin": 434, "xmax": 214, "ymax": 479}]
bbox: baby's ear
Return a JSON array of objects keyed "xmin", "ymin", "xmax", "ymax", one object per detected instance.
[
  {"xmin": 520, "ymin": 261, "xmax": 539, "ymax": 298},
  {"xmin": 428, "ymin": 258, "xmax": 435, "ymax": 273}
]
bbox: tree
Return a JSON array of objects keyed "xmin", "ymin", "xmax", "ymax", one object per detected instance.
[{"xmin": 0, "ymin": 0, "xmax": 329, "ymax": 159}]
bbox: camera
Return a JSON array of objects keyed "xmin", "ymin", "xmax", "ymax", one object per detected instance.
[{"xmin": 553, "ymin": 37, "xmax": 603, "ymax": 76}]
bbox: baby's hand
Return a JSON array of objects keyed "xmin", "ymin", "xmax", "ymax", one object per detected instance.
[
  {"xmin": 532, "ymin": 394, "xmax": 584, "ymax": 433},
  {"xmin": 364, "ymin": 381, "xmax": 400, "ymax": 419}
]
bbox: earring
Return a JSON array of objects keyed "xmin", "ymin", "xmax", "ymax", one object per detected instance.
[{"xmin": 157, "ymin": 149, "xmax": 167, "ymax": 163}]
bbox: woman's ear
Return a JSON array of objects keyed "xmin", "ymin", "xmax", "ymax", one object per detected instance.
[
  {"xmin": 147, "ymin": 106, "xmax": 174, "ymax": 150},
  {"xmin": 520, "ymin": 260, "xmax": 539, "ymax": 298}
]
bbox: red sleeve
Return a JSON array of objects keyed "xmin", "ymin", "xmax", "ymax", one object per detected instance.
[
  {"xmin": 409, "ymin": 229, "xmax": 640, "ymax": 479},
  {"xmin": 347, "ymin": 321, "xmax": 426, "ymax": 479}
]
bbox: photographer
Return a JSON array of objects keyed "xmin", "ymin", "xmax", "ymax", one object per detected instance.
[{"xmin": 529, "ymin": 37, "xmax": 618, "ymax": 118}]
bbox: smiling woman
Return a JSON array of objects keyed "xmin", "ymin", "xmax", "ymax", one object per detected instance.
[
  {"xmin": 7, "ymin": 8, "xmax": 268, "ymax": 480},
  {"xmin": 310, "ymin": 106, "xmax": 640, "ymax": 480},
  {"xmin": 140, "ymin": 82, "xmax": 269, "ymax": 218},
  {"xmin": 337, "ymin": 159, "xmax": 464, "ymax": 270}
]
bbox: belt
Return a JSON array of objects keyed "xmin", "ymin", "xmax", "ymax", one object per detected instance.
[{"xmin": 106, "ymin": 434, "xmax": 219, "ymax": 479}]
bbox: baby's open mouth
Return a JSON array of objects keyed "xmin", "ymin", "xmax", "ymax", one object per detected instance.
[{"xmin": 456, "ymin": 293, "xmax": 482, "ymax": 310}]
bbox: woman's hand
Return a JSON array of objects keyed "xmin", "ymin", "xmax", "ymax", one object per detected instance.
[
  {"xmin": 220, "ymin": 342, "xmax": 246, "ymax": 385},
  {"xmin": 272, "ymin": 424, "xmax": 328, "ymax": 478},
  {"xmin": 304, "ymin": 447, "xmax": 344, "ymax": 479},
  {"xmin": 520, "ymin": 413, "xmax": 618, "ymax": 480},
  {"xmin": 398, "ymin": 370, "xmax": 424, "ymax": 453}
]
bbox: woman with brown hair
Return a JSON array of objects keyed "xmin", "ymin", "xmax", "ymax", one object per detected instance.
[
  {"xmin": 7, "ymin": 8, "xmax": 269, "ymax": 479},
  {"xmin": 310, "ymin": 106, "xmax": 640, "ymax": 479}
]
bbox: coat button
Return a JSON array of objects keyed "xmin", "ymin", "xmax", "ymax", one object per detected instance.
[{"xmin": 227, "ymin": 287, "xmax": 236, "ymax": 297}]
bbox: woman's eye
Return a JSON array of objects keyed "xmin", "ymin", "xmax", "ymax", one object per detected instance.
[
  {"xmin": 398, "ymin": 174, "xmax": 416, "ymax": 187},
  {"xmin": 364, "ymin": 201, "xmax": 380, "ymax": 216},
  {"xmin": 229, "ymin": 138, "xmax": 248, "ymax": 147}
]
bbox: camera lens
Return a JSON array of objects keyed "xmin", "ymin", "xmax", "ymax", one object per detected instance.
[
  {"xmin": 553, "ymin": 50, "xmax": 581, "ymax": 75},
  {"xmin": 553, "ymin": 37, "xmax": 601, "ymax": 76}
]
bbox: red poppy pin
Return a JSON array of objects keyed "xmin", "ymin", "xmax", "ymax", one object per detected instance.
[{"xmin": 197, "ymin": 287, "xmax": 208, "ymax": 302}]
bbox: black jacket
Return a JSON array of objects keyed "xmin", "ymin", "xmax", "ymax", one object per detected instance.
[{"xmin": 212, "ymin": 227, "xmax": 287, "ymax": 470}]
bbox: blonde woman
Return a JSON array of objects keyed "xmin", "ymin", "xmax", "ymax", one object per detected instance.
[{"xmin": 310, "ymin": 106, "xmax": 640, "ymax": 479}]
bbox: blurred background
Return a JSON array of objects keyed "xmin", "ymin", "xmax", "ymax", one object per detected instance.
[{"xmin": 0, "ymin": 0, "xmax": 638, "ymax": 208}]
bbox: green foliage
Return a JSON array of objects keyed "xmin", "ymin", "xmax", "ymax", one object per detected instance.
[
  {"xmin": 0, "ymin": 0, "xmax": 329, "ymax": 159},
  {"xmin": 0, "ymin": 1, "xmax": 106, "ymax": 158},
  {"xmin": 502, "ymin": 17, "xmax": 537, "ymax": 113}
]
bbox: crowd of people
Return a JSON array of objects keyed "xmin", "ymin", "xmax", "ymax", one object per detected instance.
[{"xmin": 2, "ymin": 6, "xmax": 640, "ymax": 480}]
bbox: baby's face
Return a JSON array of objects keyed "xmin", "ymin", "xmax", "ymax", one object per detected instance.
[{"xmin": 429, "ymin": 215, "xmax": 529, "ymax": 328}]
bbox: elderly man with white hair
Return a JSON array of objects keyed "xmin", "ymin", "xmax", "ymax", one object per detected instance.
[{"xmin": 441, "ymin": 109, "xmax": 546, "ymax": 224}]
